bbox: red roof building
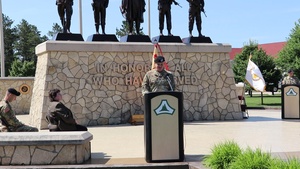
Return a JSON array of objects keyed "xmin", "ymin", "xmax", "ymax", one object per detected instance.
[{"xmin": 229, "ymin": 42, "xmax": 286, "ymax": 60}]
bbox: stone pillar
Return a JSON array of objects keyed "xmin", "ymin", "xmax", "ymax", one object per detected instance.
[{"xmin": 30, "ymin": 41, "xmax": 242, "ymax": 129}]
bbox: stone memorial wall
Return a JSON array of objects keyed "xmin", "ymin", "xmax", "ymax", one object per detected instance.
[
  {"xmin": 29, "ymin": 41, "xmax": 242, "ymax": 129},
  {"xmin": 0, "ymin": 77, "xmax": 34, "ymax": 114}
]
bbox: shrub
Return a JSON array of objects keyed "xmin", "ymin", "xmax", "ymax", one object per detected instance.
[
  {"xmin": 229, "ymin": 148, "xmax": 273, "ymax": 169},
  {"xmin": 203, "ymin": 140, "xmax": 242, "ymax": 169},
  {"xmin": 203, "ymin": 141, "xmax": 300, "ymax": 169},
  {"xmin": 269, "ymin": 157, "xmax": 300, "ymax": 169}
]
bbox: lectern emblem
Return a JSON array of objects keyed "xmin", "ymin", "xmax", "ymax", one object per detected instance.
[
  {"xmin": 154, "ymin": 100, "xmax": 175, "ymax": 115},
  {"xmin": 286, "ymin": 88, "xmax": 297, "ymax": 96}
]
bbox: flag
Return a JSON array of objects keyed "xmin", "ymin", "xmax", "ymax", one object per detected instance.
[
  {"xmin": 151, "ymin": 43, "xmax": 169, "ymax": 70},
  {"xmin": 245, "ymin": 56, "xmax": 266, "ymax": 92}
]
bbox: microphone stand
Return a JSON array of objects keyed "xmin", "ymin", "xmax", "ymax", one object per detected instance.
[{"xmin": 166, "ymin": 75, "xmax": 174, "ymax": 91}]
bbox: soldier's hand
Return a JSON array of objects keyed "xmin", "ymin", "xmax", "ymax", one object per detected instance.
[{"xmin": 174, "ymin": 1, "xmax": 179, "ymax": 5}]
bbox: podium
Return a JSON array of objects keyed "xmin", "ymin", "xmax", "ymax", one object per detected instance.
[
  {"xmin": 144, "ymin": 91, "xmax": 184, "ymax": 162},
  {"xmin": 281, "ymin": 85, "xmax": 300, "ymax": 119}
]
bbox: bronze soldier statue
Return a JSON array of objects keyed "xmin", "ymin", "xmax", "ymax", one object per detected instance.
[
  {"xmin": 121, "ymin": 0, "xmax": 146, "ymax": 35},
  {"xmin": 92, "ymin": 0, "xmax": 109, "ymax": 34},
  {"xmin": 56, "ymin": 0, "xmax": 74, "ymax": 33},
  {"xmin": 158, "ymin": 0, "xmax": 180, "ymax": 36},
  {"xmin": 187, "ymin": 0, "xmax": 205, "ymax": 37}
]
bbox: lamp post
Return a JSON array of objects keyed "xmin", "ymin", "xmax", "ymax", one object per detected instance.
[
  {"xmin": 79, "ymin": 0, "xmax": 83, "ymax": 35},
  {"xmin": 0, "ymin": 0, "xmax": 5, "ymax": 77},
  {"xmin": 148, "ymin": 0, "xmax": 150, "ymax": 37}
]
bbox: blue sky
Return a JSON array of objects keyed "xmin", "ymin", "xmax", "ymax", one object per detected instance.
[{"xmin": 2, "ymin": 0, "xmax": 300, "ymax": 47}]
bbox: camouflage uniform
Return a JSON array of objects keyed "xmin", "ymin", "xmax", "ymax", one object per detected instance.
[
  {"xmin": 142, "ymin": 69, "xmax": 175, "ymax": 95},
  {"xmin": 0, "ymin": 100, "xmax": 38, "ymax": 132},
  {"xmin": 282, "ymin": 76, "xmax": 300, "ymax": 85}
]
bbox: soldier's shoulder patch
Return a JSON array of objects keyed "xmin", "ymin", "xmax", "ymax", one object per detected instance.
[{"xmin": 4, "ymin": 106, "xmax": 10, "ymax": 113}]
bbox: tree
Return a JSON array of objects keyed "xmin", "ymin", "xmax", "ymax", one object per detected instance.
[
  {"xmin": 47, "ymin": 23, "xmax": 63, "ymax": 39},
  {"xmin": 116, "ymin": 20, "xmax": 144, "ymax": 38},
  {"xmin": 10, "ymin": 19, "xmax": 48, "ymax": 76},
  {"xmin": 2, "ymin": 14, "xmax": 17, "ymax": 76},
  {"xmin": 276, "ymin": 19, "xmax": 300, "ymax": 77},
  {"xmin": 9, "ymin": 60, "xmax": 35, "ymax": 77},
  {"xmin": 14, "ymin": 19, "xmax": 48, "ymax": 63},
  {"xmin": 233, "ymin": 41, "xmax": 281, "ymax": 92}
]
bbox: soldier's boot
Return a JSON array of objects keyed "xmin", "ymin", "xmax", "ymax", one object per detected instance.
[
  {"xmin": 101, "ymin": 25, "xmax": 106, "ymax": 35},
  {"xmin": 66, "ymin": 19, "xmax": 71, "ymax": 33},
  {"xmin": 95, "ymin": 24, "xmax": 100, "ymax": 34},
  {"xmin": 168, "ymin": 30, "xmax": 173, "ymax": 36},
  {"xmin": 160, "ymin": 29, "xmax": 163, "ymax": 36},
  {"xmin": 129, "ymin": 22, "xmax": 133, "ymax": 35},
  {"xmin": 136, "ymin": 22, "xmax": 141, "ymax": 35},
  {"xmin": 61, "ymin": 19, "xmax": 68, "ymax": 33},
  {"xmin": 197, "ymin": 25, "xmax": 203, "ymax": 37},
  {"xmin": 198, "ymin": 32, "xmax": 203, "ymax": 37}
]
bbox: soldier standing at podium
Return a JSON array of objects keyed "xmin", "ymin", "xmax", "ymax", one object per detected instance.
[
  {"xmin": 282, "ymin": 69, "xmax": 300, "ymax": 85},
  {"xmin": 142, "ymin": 56, "xmax": 175, "ymax": 95}
]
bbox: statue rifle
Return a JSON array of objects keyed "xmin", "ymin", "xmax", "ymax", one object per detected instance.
[
  {"xmin": 173, "ymin": 0, "xmax": 182, "ymax": 8},
  {"xmin": 186, "ymin": 0, "xmax": 207, "ymax": 17},
  {"xmin": 202, "ymin": 10, "xmax": 207, "ymax": 17},
  {"xmin": 119, "ymin": 6, "xmax": 126, "ymax": 19}
]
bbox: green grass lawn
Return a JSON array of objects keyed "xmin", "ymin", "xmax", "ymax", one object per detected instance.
[{"xmin": 244, "ymin": 94, "xmax": 281, "ymax": 108}]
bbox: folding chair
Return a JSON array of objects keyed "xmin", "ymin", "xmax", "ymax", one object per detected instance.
[
  {"xmin": 236, "ymin": 82, "xmax": 249, "ymax": 119},
  {"xmin": 238, "ymin": 95, "xmax": 249, "ymax": 119}
]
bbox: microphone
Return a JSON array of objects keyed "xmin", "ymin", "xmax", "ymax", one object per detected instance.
[{"xmin": 166, "ymin": 74, "xmax": 174, "ymax": 91}]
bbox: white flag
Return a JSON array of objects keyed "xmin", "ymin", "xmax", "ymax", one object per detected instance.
[{"xmin": 245, "ymin": 59, "xmax": 266, "ymax": 92}]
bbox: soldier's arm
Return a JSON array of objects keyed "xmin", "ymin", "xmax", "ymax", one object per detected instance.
[
  {"xmin": 142, "ymin": 74, "xmax": 150, "ymax": 95},
  {"xmin": 1, "ymin": 106, "xmax": 23, "ymax": 127}
]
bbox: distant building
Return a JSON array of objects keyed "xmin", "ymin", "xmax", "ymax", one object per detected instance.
[{"xmin": 229, "ymin": 42, "xmax": 286, "ymax": 60}]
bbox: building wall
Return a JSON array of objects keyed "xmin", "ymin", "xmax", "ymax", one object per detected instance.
[
  {"xmin": 30, "ymin": 41, "xmax": 243, "ymax": 129},
  {"xmin": 0, "ymin": 77, "xmax": 34, "ymax": 114}
]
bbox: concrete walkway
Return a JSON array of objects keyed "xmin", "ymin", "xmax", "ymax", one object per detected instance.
[{"xmin": 12, "ymin": 109, "xmax": 300, "ymax": 168}]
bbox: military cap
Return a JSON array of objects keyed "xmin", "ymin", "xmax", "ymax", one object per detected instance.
[
  {"xmin": 154, "ymin": 56, "xmax": 165, "ymax": 63},
  {"xmin": 8, "ymin": 88, "xmax": 20, "ymax": 96},
  {"xmin": 288, "ymin": 69, "xmax": 293, "ymax": 73}
]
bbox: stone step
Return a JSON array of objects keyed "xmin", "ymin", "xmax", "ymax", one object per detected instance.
[{"xmin": 2, "ymin": 163, "xmax": 201, "ymax": 169}]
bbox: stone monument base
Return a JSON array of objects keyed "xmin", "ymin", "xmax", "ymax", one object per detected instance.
[
  {"xmin": 182, "ymin": 36, "xmax": 213, "ymax": 44},
  {"xmin": 120, "ymin": 35, "xmax": 151, "ymax": 42},
  {"xmin": 152, "ymin": 35, "xmax": 182, "ymax": 43},
  {"xmin": 86, "ymin": 34, "xmax": 119, "ymax": 42},
  {"xmin": 53, "ymin": 33, "xmax": 84, "ymax": 41}
]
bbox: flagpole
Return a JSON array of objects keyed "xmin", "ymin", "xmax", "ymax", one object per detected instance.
[
  {"xmin": 79, "ymin": 0, "xmax": 83, "ymax": 35},
  {"xmin": 0, "ymin": 0, "xmax": 5, "ymax": 77},
  {"xmin": 148, "ymin": 0, "xmax": 150, "ymax": 37}
]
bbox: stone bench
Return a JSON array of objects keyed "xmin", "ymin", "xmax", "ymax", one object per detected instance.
[{"xmin": 0, "ymin": 131, "xmax": 93, "ymax": 165}]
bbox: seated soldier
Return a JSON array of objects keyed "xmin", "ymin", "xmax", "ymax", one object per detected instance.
[
  {"xmin": 0, "ymin": 88, "xmax": 38, "ymax": 132},
  {"xmin": 46, "ymin": 89, "xmax": 87, "ymax": 132}
]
